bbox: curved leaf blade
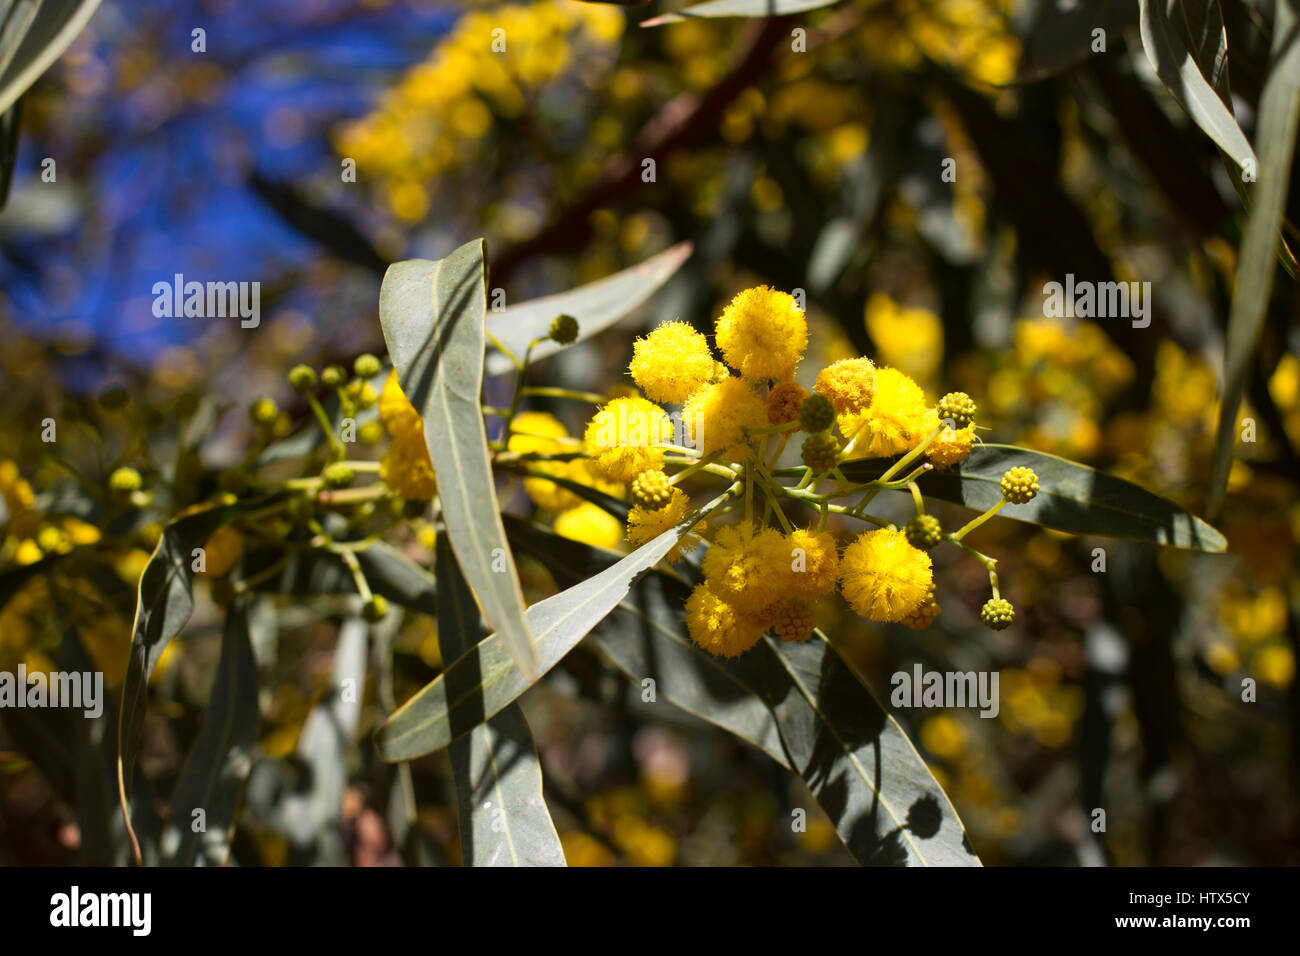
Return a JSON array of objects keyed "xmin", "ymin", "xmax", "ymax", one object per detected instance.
[
  {"xmin": 1138, "ymin": 0, "xmax": 1255, "ymax": 170},
  {"xmin": 484, "ymin": 241, "xmax": 692, "ymax": 375},
  {"xmin": 282, "ymin": 611, "xmax": 368, "ymax": 864},
  {"xmin": 117, "ymin": 502, "xmax": 242, "ymax": 852},
  {"xmin": 375, "ymin": 487, "xmax": 731, "ymax": 761},
  {"xmin": 642, "ymin": 0, "xmax": 841, "ymax": 26},
  {"xmin": 161, "ymin": 601, "xmax": 259, "ymax": 866},
  {"xmin": 507, "ymin": 520, "xmax": 979, "ymax": 866},
  {"xmin": 435, "ymin": 536, "xmax": 565, "ymax": 866},
  {"xmin": 506, "ymin": 517, "xmax": 791, "ymax": 768},
  {"xmin": 833, "ymin": 444, "xmax": 1227, "ymax": 551},
  {"xmin": 0, "ymin": 0, "xmax": 101, "ymax": 114},
  {"xmin": 380, "ymin": 238, "xmax": 538, "ymax": 678},
  {"xmin": 1208, "ymin": 0, "xmax": 1300, "ymax": 516}
]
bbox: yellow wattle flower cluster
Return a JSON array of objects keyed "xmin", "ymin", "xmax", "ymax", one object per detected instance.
[
  {"xmin": 839, "ymin": 528, "xmax": 934, "ymax": 623},
  {"xmin": 564, "ymin": 285, "xmax": 990, "ymax": 659},
  {"xmin": 379, "ymin": 372, "xmax": 438, "ymax": 501},
  {"xmin": 837, "ymin": 366, "xmax": 932, "ymax": 460},
  {"xmin": 1, "ymin": 459, "xmax": 101, "ymax": 566},
  {"xmin": 507, "ymin": 410, "xmax": 625, "ymax": 549},
  {"xmin": 334, "ymin": 1, "xmax": 623, "ymax": 222},
  {"xmin": 687, "ymin": 521, "xmax": 841, "ymax": 657},
  {"xmin": 583, "ymin": 396, "xmax": 674, "ymax": 483}
]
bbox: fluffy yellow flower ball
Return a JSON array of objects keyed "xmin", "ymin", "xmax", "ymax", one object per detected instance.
[
  {"xmin": 682, "ymin": 376, "xmax": 766, "ymax": 461},
  {"xmin": 814, "ymin": 357, "xmax": 877, "ymax": 415},
  {"xmin": 715, "ymin": 285, "xmax": 808, "ymax": 381},
  {"xmin": 583, "ymin": 396, "xmax": 673, "ymax": 482},
  {"xmin": 0, "ymin": 460, "xmax": 35, "ymax": 513},
  {"xmin": 509, "ymin": 411, "xmax": 581, "ymax": 513},
  {"xmin": 839, "ymin": 527, "xmax": 933, "ymax": 623},
  {"xmin": 198, "ymin": 526, "xmax": 244, "ymax": 578},
  {"xmin": 701, "ymin": 521, "xmax": 788, "ymax": 614},
  {"xmin": 838, "ymin": 367, "xmax": 931, "ymax": 459},
  {"xmin": 927, "ymin": 415, "xmax": 977, "ymax": 468},
  {"xmin": 378, "ymin": 370, "xmax": 423, "ymax": 442},
  {"xmin": 381, "ymin": 432, "xmax": 438, "ymax": 500},
  {"xmin": 766, "ymin": 381, "xmax": 810, "ymax": 425},
  {"xmin": 627, "ymin": 486, "xmax": 698, "ymax": 564},
  {"xmin": 555, "ymin": 502, "xmax": 623, "ymax": 551},
  {"xmin": 685, "ymin": 583, "xmax": 770, "ymax": 658},
  {"xmin": 785, "ymin": 527, "xmax": 840, "ymax": 600},
  {"xmin": 629, "ymin": 321, "xmax": 716, "ymax": 404}
]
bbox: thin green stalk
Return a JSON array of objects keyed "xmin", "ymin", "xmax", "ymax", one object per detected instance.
[{"xmin": 951, "ymin": 499, "xmax": 1006, "ymax": 541}]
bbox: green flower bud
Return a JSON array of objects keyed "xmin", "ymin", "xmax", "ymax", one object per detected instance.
[
  {"xmin": 905, "ymin": 514, "xmax": 943, "ymax": 550},
  {"xmin": 549, "ymin": 314, "xmax": 579, "ymax": 345},
  {"xmin": 980, "ymin": 597, "xmax": 1015, "ymax": 631},
  {"xmin": 363, "ymin": 594, "xmax": 389, "ymax": 622},
  {"xmin": 289, "ymin": 364, "xmax": 318, "ymax": 393},
  {"xmin": 109, "ymin": 466, "xmax": 143, "ymax": 494},
  {"xmin": 322, "ymin": 462, "xmax": 355, "ymax": 489},
  {"xmin": 353, "ymin": 354, "xmax": 382, "ymax": 379},
  {"xmin": 797, "ymin": 394, "xmax": 835, "ymax": 433},
  {"xmin": 249, "ymin": 397, "xmax": 279, "ymax": 426}
]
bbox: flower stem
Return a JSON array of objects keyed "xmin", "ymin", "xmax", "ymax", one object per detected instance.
[{"xmin": 951, "ymin": 499, "xmax": 1006, "ymax": 541}]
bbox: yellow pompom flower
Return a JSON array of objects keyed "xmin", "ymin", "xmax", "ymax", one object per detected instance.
[
  {"xmin": 1, "ymin": 460, "xmax": 35, "ymax": 514},
  {"xmin": 629, "ymin": 321, "xmax": 715, "ymax": 404},
  {"xmin": 814, "ymin": 357, "xmax": 877, "ymax": 415},
  {"xmin": 378, "ymin": 370, "xmax": 423, "ymax": 442},
  {"xmin": 555, "ymin": 502, "xmax": 623, "ymax": 551},
  {"xmin": 927, "ymin": 414, "xmax": 977, "ymax": 468},
  {"xmin": 838, "ymin": 367, "xmax": 931, "ymax": 459},
  {"xmin": 583, "ymin": 396, "xmax": 673, "ymax": 482},
  {"xmin": 509, "ymin": 411, "xmax": 581, "ymax": 513},
  {"xmin": 785, "ymin": 527, "xmax": 840, "ymax": 600},
  {"xmin": 701, "ymin": 521, "xmax": 788, "ymax": 614},
  {"xmin": 627, "ymin": 486, "xmax": 698, "ymax": 564},
  {"xmin": 685, "ymin": 582, "xmax": 770, "ymax": 658},
  {"xmin": 715, "ymin": 285, "xmax": 808, "ymax": 380},
  {"xmin": 682, "ymin": 377, "xmax": 766, "ymax": 461},
  {"xmin": 381, "ymin": 432, "xmax": 438, "ymax": 500},
  {"xmin": 766, "ymin": 381, "xmax": 810, "ymax": 425},
  {"xmin": 198, "ymin": 526, "xmax": 245, "ymax": 578},
  {"xmin": 839, "ymin": 527, "xmax": 934, "ymax": 623}
]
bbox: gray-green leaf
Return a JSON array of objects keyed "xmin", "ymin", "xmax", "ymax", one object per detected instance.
[
  {"xmin": 117, "ymin": 502, "xmax": 242, "ymax": 851},
  {"xmin": 380, "ymin": 238, "xmax": 538, "ymax": 679},
  {"xmin": 1138, "ymin": 0, "xmax": 1255, "ymax": 171},
  {"xmin": 0, "ymin": 0, "xmax": 101, "ymax": 114},
  {"xmin": 1208, "ymin": 0, "xmax": 1300, "ymax": 516},
  {"xmin": 832, "ymin": 444, "xmax": 1227, "ymax": 551},
  {"xmin": 375, "ymin": 486, "xmax": 731, "ymax": 760},
  {"xmin": 436, "ymin": 536, "xmax": 565, "ymax": 866},
  {"xmin": 643, "ymin": 0, "xmax": 841, "ymax": 26},
  {"xmin": 485, "ymin": 241, "xmax": 692, "ymax": 375},
  {"xmin": 161, "ymin": 601, "xmax": 259, "ymax": 866}
]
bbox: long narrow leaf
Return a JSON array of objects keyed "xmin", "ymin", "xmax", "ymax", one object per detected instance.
[
  {"xmin": 161, "ymin": 601, "xmax": 259, "ymax": 866},
  {"xmin": 485, "ymin": 242, "xmax": 692, "ymax": 375},
  {"xmin": 0, "ymin": 0, "xmax": 101, "ymax": 114},
  {"xmin": 643, "ymin": 0, "xmax": 841, "ymax": 27},
  {"xmin": 436, "ymin": 536, "xmax": 565, "ymax": 866},
  {"xmin": 826, "ymin": 444, "xmax": 1227, "ymax": 551},
  {"xmin": 1138, "ymin": 0, "xmax": 1256, "ymax": 171},
  {"xmin": 375, "ymin": 486, "xmax": 734, "ymax": 761},
  {"xmin": 1208, "ymin": 0, "xmax": 1300, "ymax": 515},
  {"xmin": 117, "ymin": 502, "xmax": 243, "ymax": 857},
  {"xmin": 380, "ymin": 238, "xmax": 538, "ymax": 678}
]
